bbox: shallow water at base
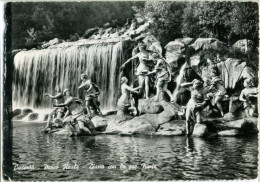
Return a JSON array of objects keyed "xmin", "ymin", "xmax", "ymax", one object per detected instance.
[{"xmin": 12, "ymin": 121, "xmax": 258, "ymax": 181}]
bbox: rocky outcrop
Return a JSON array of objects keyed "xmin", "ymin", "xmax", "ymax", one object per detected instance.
[
  {"xmin": 155, "ymin": 120, "xmax": 185, "ymax": 136},
  {"xmin": 233, "ymin": 39, "xmax": 254, "ymax": 53},
  {"xmin": 201, "ymin": 58, "xmax": 255, "ymax": 89},
  {"xmin": 105, "ymin": 100, "xmax": 178, "ymax": 135},
  {"xmin": 165, "ymin": 39, "xmax": 187, "ymax": 68},
  {"xmin": 138, "ymin": 99, "xmax": 164, "ymax": 114},
  {"xmin": 42, "ymin": 38, "xmax": 64, "ymax": 48},
  {"xmin": 12, "ymin": 108, "xmax": 33, "ymax": 120},
  {"xmin": 190, "ymin": 38, "xmax": 227, "ymax": 51}
]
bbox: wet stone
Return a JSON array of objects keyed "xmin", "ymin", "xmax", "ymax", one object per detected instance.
[
  {"xmin": 12, "ymin": 109, "xmax": 22, "ymax": 118},
  {"xmin": 193, "ymin": 123, "xmax": 208, "ymax": 137},
  {"xmin": 22, "ymin": 108, "xmax": 33, "ymax": 115},
  {"xmin": 28, "ymin": 113, "xmax": 39, "ymax": 121},
  {"xmin": 218, "ymin": 129, "xmax": 240, "ymax": 136}
]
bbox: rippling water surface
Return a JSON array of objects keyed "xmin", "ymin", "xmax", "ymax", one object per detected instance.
[{"xmin": 12, "ymin": 121, "xmax": 258, "ymax": 181}]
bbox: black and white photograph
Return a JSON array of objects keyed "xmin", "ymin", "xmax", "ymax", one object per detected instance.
[{"xmin": 2, "ymin": 1, "xmax": 259, "ymax": 181}]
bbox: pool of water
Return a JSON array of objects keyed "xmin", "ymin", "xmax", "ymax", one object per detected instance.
[{"xmin": 12, "ymin": 121, "xmax": 258, "ymax": 181}]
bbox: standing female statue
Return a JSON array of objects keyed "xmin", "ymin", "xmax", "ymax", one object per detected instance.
[{"xmin": 120, "ymin": 43, "xmax": 154, "ymax": 99}]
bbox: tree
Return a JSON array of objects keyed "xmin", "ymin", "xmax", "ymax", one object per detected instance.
[
  {"xmin": 133, "ymin": 2, "xmax": 185, "ymax": 46},
  {"xmin": 11, "ymin": 2, "xmax": 143, "ymax": 49}
]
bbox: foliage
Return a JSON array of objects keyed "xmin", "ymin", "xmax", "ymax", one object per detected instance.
[
  {"xmin": 181, "ymin": 2, "xmax": 258, "ymax": 45},
  {"xmin": 11, "ymin": 1, "xmax": 258, "ymax": 51},
  {"xmin": 133, "ymin": 2, "xmax": 185, "ymax": 46},
  {"xmin": 11, "ymin": 2, "xmax": 144, "ymax": 49}
]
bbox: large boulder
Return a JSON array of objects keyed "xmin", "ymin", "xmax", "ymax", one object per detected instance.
[
  {"xmin": 155, "ymin": 120, "xmax": 186, "ymax": 136},
  {"xmin": 225, "ymin": 117, "xmax": 258, "ymax": 134},
  {"xmin": 92, "ymin": 116, "xmax": 108, "ymax": 132},
  {"xmin": 232, "ymin": 39, "xmax": 254, "ymax": 53},
  {"xmin": 138, "ymin": 99, "xmax": 164, "ymax": 114},
  {"xmin": 165, "ymin": 40, "xmax": 185, "ymax": 68},
  {"xmin": 190, "ymin": 38, "xmax": 227, "ymax": 51},
  {"xmin": 142, "ymin": 34, "xmax": 162, "ymax": 54},
  {"xmin": 105, "ymin": 100, "xmax": 178, "ymax": 135}
]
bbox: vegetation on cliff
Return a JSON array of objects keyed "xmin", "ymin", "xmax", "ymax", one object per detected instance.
[{"xmin": 10, "ymin": 1, "xmax": 258, "ymax": 51}]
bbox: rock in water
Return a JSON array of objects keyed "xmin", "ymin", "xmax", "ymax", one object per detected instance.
[
  {"xmin": 218, "ymin": 129, "xmax": 239, "ymax": 136},
  {"xmin": 155, "ymin": 129, "xmax": 184, "ymax": 136},
  {"xmin": 193, "ymin": 123, "xmax": 208, "ymax": 137},
  {"xmin": 92, "ymin": 116, "xmax": 108, "ymax": 132},
  {"xmin": 157, "ymin": 120, "xmax": 186, "ymax": 136},
  {"xmin": 43, "ymin": 114, "xmax": 49, "ymax": 121},
  {"xmin": 28, "ymin": 113, "xmax": 39, "ymax": 121},
  {"xmin": 22, "ymin": 108, "xmax": 33, "ymax": 115},
  {"xmin": 12, "ymin": 109, "xmax": 21, "ymax": 118},
  {"xmin": 106, "ymin": 100, "xmax": 177, "ymax": 135},
  {"xmin": 13, "ymin": 114, "xmax": 27, "ymax": 120}
]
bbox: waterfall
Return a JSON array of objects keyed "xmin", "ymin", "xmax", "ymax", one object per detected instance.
[
  {"xmin": 171, "ymin": 62, "xmax": 187, "ymax": 101},
  {"xmin": 12, "ymin": 42, "xmax": 124, "ymax": 111}
]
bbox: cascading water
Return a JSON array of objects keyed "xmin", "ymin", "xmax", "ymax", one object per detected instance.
[
  {"xmin": 13, "ymin": 42, "xmax": 125, "ymax": 111},
  {"xmin": 171, "ymin": 62, "xmax": 187, "ymax": 101}
]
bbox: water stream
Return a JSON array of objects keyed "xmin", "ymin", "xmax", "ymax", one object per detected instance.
[{"xmin": 13, "ymin": 42, "xmax": 124, "ymax": 110}]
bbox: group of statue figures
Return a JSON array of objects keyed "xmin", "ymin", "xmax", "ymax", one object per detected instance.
[
  {"xmin": 42, "ymin": 43, "xmax": 258, "ymax": 136},
  {"xmin": 42, "ymin": 74, "xmax": 101, "ymax": 135}
]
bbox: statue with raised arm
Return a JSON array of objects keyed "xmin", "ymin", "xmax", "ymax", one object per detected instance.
[
  {"xmin": 42, "ymin": 85, "xmax": 64, "ymax": 131},
  {"xmin": 78, "ymin": 74, "xmax": 102, "ymax": 117},
  {"xmin": 54, "ymin": 89, "xmax": 96, "ymax": 136},
  {"xmin": 206, "ymin": 68, "xmax": 226, "ymax": 117},
  {"xmin": 148, "ymin": 53, "xmax": 173, "ymax": 102},
  {"xmin": 181, "ymin": 79, "xmax": 210, "ymax": 136},
  {"xmin": 120, "ymin": 43, "xmax": 154, "ymax": 99}
]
